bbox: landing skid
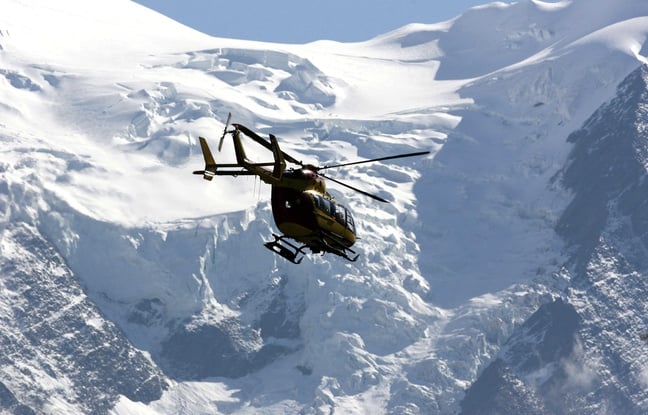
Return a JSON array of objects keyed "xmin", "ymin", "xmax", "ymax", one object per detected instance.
[
  {"xmin": 264, "ymin": 234, "xmax": 307, "ymax": 264},
  {"xmin": 333, "ymin": 247, "xmax": 359, "ymax": 262},
  {"xmin": 263, "ymin": 233, "xmax": 359, "ymax": 264}
]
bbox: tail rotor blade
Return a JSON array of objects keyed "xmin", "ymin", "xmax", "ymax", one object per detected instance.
[{"xmin": 218, "ymin": 112, "xmax": 232, "ymax": 152}]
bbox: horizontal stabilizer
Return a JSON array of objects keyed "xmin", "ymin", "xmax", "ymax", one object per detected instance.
[{"xmin": 193, "ymin": 170, "xmax": 214, "ymax": 181}]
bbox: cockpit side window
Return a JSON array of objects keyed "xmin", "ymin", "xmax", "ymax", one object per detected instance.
[
  {"xmin": 334, "ymin": 202, "xmax": 345, "ymax": 224},
  {"xmin": 345, "ymin": 208, "xmax": 356, "ymax": 234}
]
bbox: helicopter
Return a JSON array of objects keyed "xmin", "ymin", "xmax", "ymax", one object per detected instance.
[{"xmin": 193, "ymin": 113, "xmax": 430, "ymax": 264}]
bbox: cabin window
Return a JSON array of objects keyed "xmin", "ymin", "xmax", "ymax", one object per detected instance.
[
  {"xmin": 285, "ymin": 193, "xmax": 301, "ymax": 210},
  {"xmin": 316, "ymin": 196, "xmax": 332, "ymax": 215}
]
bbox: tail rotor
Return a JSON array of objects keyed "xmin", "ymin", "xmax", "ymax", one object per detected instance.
[{"xmin": 218, "ymin": 112, "xmax": 232, "ymax": 152}]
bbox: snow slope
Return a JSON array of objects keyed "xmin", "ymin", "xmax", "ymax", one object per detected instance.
[{"xmin": 1, "ymin": 0, "xmax": 648, "ymax": 414}]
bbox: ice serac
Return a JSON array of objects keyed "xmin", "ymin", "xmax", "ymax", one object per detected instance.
[{"xmin": 460, "ymin": 64, "xmax": 648, "ymax": 415}]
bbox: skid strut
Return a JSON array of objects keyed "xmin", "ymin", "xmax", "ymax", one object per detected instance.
[{"xmin": 264, "ymin": 233, "xmax": 360, "ymax": 264}]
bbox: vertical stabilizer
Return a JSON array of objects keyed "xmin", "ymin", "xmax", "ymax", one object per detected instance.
[
  {"xmin": 232, "ymin": 126, "xmax": 249, "ymax": 165},
  {"xmin": 270, "ymin": 133, "xmax": 286, "ymax": 180},
  {"xmin": 194, "ymin": 137, "xmax": 217, "ymax": 181}
]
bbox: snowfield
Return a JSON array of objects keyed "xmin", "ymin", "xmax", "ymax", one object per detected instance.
[{"xmin": 1, "ymin": 0, "xmax": 648, "ymax": 414}]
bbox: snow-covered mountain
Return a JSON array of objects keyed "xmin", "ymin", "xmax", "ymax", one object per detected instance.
[{"xmin": 1, "ymin": 0, "xmax": 648, "ymax": 413}]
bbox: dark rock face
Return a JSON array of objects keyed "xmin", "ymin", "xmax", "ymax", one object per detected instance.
[
  {"xmin": 0, "ymin": 223, "xmax": 167, "ymax": 414},
  {"xmin": 460, "ymin": 299, "xmax": 579, "ymax": 415},
  {"xmin": 0, "ymin": 381, "xmax": 36, "ymax": 415},
  {"xmin": 556, "ymin": 64, "xmax": 648, "ymax": 269},
  {"xmin": 461, "ymin": 65, "xmax": 648, "ymax": 415},
  {"xmin": 503, "ymin": 299, "xmax": 580, "ymax": 374},
  {"xmin": 256, "ymin": 276, "xmax": 303, "ymax": 341},
  {"xmin": 159, "ymin": 276, "xmax": 303, "ymax": 380},
  {"xmin": 160, "ymin": 320, "xmax": 288, "ymax": 379},
  {"xmin": 460, "ymin": 359, "xmax": 544, "ymax": 415}
]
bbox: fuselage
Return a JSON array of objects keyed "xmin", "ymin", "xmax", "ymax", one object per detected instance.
[{"xmin": 270, "ymin": 169, "xmax": 356, "ymax": 252}]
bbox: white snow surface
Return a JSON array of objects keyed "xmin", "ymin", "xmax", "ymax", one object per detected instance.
[{"xmin": 1, "ymin": 0, "xmax": 648, "ymax": 413}]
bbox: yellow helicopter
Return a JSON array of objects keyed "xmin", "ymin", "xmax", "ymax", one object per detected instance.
[{"xmin": 193, "ymin": 113, "xmax": 429, "ymax": 264}]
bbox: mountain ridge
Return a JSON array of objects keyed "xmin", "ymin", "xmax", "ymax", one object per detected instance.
[
  {"xmin": 461, "ymin": 63, "xmax": 648, "ymax": 415},
  {"xmin": 1, "ymin": 0, "xmax": 648, "ymax": 414}
]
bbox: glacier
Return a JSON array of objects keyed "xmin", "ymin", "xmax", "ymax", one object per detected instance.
[{"xmin": 1, "ymin": 0, "xmax": 648, "ymax": 414}]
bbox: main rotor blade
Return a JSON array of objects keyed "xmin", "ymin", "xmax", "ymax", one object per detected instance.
[
  {"xmin": 232, "ymin": 123, "xmax": 302, "ymax": 165},
  {"xmin": 193, "ymin": 169, "xmax": 258, "ymax": 176},
  {"xmin": 319, "ymin": 151, "xmax": 430, "ymax": 170},
  {"xmin": 319, "ymin": 172, "xmax": 390, "ymax": 203}
]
